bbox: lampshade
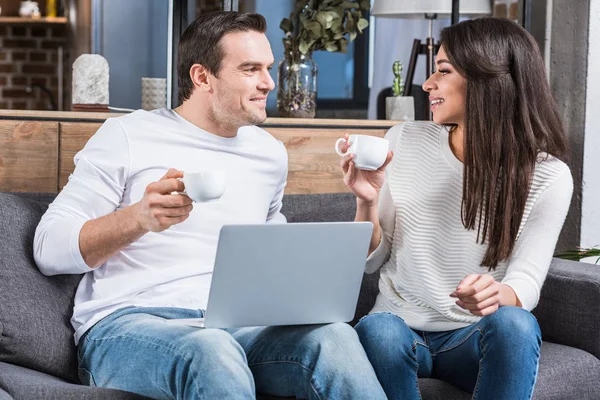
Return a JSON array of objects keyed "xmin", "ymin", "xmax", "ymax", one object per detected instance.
[{"xmin": 371, "ymin": 0, "xmax": 492, "ymax": 19}]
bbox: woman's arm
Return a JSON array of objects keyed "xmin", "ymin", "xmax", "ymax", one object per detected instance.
[{"xmin": 501, "ymin": 166, "xmax": 574, "ymax": 311}]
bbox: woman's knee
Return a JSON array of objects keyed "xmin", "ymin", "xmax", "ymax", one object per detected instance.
[
  {"xmin": 484, "ymin": 307, "xmax": 541, "ymax": 345},
  {"xmin": 355, "ymin": 313, "xmax": 418, "ymax": 351}
]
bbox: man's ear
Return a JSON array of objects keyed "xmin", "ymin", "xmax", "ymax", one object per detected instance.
[{"xmin": 189, "ymin": 64, "xmax": 212, "ymax": 92}]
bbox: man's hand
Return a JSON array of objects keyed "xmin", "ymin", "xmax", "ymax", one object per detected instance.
[
  {"xmin": 135, "ymin": 168, "xmax": 193, "ymax": 232},
  {"xmin": 450, "ymin": 274, "xmax": 504, "ymax": 316}
]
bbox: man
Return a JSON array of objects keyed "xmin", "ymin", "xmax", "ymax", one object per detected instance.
[{"xmin": 34, "ymin": 11, "xmax": 386, "ymax": 400}]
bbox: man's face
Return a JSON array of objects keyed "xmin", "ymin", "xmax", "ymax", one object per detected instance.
[{"xmin": 208, "ymin": 31, "xmax": 275, "ymax": 127}]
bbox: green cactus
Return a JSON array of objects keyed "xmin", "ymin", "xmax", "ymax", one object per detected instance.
[{"xmin": 392, "ymin": 60, "xmax": 404, "ymax": 97}]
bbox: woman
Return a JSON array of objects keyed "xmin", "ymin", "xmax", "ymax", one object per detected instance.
[{"xmin": 341, "ymin": 17, "xmax": 573, "ymax": 399}]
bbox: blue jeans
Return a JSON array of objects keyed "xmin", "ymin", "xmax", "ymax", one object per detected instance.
[
  {"xmin": 77, "ymin": 306, "xmax": 387, "ymax": 400},
  {"xmin": 354, "ymin": 307, "xmax": 542, "ymax": 400}
]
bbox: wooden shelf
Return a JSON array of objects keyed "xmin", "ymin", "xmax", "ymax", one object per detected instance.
[{"xmin": 0, "ymin": 16, "xmax": 67, "ymax": 24}]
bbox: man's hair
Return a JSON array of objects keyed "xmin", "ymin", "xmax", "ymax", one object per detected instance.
[{"xmin": 177, "ymin": 11, "xmax": 267, "ymax": 104}]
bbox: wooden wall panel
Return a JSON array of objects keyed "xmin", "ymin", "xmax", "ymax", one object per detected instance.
[
  {"xmin": 0, "ymin": 116, "xmax": 394, "ymax": 195},
  {"xmin": 55, "ymin": 124, "xmax": 389, "ymax": 194},
  {"xmin": 264, "ymin": 127, "xmax": 387, "ymax": 194},
  {"xmin": 0, "ymin": 121, "xmax": 58, "ymax": 192},
  {"xmin": 58, "ymin": 122, "xmax": 102, "ymax": 189}
]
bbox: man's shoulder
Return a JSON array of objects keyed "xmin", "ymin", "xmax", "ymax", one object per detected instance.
[
  {"xmin": 241, "ymin": 125, "xmax": 286, "ymax": 148},
  {"xmin": 110, "ymin": 108, "xmax": 171, "ymax": 126}
]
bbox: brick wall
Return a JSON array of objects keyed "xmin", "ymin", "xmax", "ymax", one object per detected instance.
[{"xmin": 0, "ymin": 23, "xmax": 70, "ymax": 110}]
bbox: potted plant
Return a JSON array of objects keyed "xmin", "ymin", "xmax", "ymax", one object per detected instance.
[
  {"xmin": 385, "ymin": 60, "xmax": 415, "ymax": 121},
  {"xmin": 554, "ymin": 246, "xmax": 600, "ymax": 264},
  {"xmin": 278, "ymin": 0, "xmax": 370, "ymax": 118}
]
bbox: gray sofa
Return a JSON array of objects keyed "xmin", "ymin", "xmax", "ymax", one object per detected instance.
[{"xmin": 0, "ymin": 191, "xmax": 599, "ymax": 400}]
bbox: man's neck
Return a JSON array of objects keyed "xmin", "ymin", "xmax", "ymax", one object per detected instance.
[{"xmin": 174, "ymin": 101, "xmax": 239, "ymax": 138}]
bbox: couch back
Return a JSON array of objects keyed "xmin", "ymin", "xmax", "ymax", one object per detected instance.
[{"xmin": 0, "ymin": 191, "xmax": 379, "ymax": 383}]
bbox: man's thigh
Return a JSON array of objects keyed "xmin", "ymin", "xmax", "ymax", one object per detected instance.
[
  {"xmin": 228, "ymin": 322, "xmax": 371, "ymax": 398},
  {"xmin": 78, "ymin": 307, "xmax": 253, "ymax": 399}
]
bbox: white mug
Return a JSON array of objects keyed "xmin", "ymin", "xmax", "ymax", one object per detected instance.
[
  {"xmin": 335, "ymin": 134, "xmax": 389, "ymax": 171},
  {"xmin": 178, "ymin": 171, "xmax": 226, "ymax": 203}
]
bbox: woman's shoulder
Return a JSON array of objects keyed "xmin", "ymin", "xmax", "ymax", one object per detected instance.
[
  {"xmin": 532, "ymin": 153, "xmax": 572, "ymax": 192},
  {"xmin": 384, "ymin": 121, "xmax": 445, "ymax": 148}
]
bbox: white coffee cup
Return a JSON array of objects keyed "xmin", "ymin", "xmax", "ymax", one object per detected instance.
[
  {"xmin": 178, "ymin": 171, "xmax": 226, "ymax": 203},
  {"xmin": 335, "ymin": 134, "xmax": 390, "ymax": 171}
]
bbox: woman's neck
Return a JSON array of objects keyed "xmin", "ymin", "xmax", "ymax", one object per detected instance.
[{"xmin": 450, "ymin": 125, "xmax": 465, "ymax": 163}]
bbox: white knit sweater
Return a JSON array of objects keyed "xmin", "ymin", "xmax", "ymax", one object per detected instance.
[{"xmin": 366, "ymin": 122, "xmax": 573, "ymax": 332}]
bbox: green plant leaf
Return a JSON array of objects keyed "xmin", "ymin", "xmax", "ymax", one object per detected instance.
[
  {"xmin": 360, "ymin": 0, "xmax": 371, "ymax": 10},
  {"xmin": 325, "ymin": 41, "xmax": 339, "ymax": 52},
  {"xmin": 554, "ymin": 247, "xmax": 600, "ymax": 262},
  {"xmin": 357, "ymin": 18, "xmax": 369, "ymax": 32},
  {"xmin": 299, "ymin": 40, "xmax": 310, "ymax": 54},
  {"xmin": 341, "ymin": 1, "xmax": 360, "ymax": 9},
  {"xmin": 303, "ymin": 20, "xmax": 322, "ymax": 37},
  {"xmin": 280, "ymin": 18, "xmax": 293, "ymax": 33}
]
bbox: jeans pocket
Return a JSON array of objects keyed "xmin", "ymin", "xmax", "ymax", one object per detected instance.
[{"xmin": 78, "ymin": 367, "xmax": 97, "ymax": 387}]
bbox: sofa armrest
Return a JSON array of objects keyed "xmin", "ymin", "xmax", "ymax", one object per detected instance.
[{"xmin": 533, "ymin": 258, "xmax": 600, "ymax": 359}]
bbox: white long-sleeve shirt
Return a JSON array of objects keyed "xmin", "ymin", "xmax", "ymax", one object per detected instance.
[
  {"xmin": 34, "ymin": 108, "xmax": 288, "ymax": 344},
  {"xmin": 367, "ymin": 122, "xmax": 573, "ymax": 332}
]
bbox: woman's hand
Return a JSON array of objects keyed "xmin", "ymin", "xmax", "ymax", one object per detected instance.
[
  {"xmin": 339, "ymin": 133, "xmax": 393, "ymax": 205},
  {"xmin": 450, "ymin": 274, "xmax": 506, "ymax": 316}
]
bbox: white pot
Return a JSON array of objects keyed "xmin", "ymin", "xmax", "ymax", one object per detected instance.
[{"xmin": 386, "ymin": 96, "xmax": 415, "ymax": 121}]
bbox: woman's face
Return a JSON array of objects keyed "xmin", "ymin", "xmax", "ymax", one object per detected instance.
[{"xmin": 423, "ymin": 46, "xmax": 467, "ymax": 127}]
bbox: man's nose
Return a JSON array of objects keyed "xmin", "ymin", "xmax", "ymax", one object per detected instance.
[{"xmin": 259, "ymin": 70, "xmax": 275, "ymax": 91}]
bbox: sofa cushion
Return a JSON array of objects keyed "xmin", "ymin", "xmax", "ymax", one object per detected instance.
[
  {"xmin": 0, "ymin": 192, "xmax": 81, "ymax": 383},
  {"xmin": 533, "ymin": 258, "xmax": 600, "ymax": 359},
  {"xmin": 0, "ymin": 361, "xmax": 148, "ymax": 400},
  {"xmin": 532, "ymin": 341, "xmax": 600, "ymax": 399},
  {"xmin": 281, "ymin": 193, "xmax": 356, "ymax": 222}
]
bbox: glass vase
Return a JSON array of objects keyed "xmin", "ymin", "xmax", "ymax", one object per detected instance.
[{"xmin": 277, "ymin": 51, "xmax": 318, "ymax": 118}]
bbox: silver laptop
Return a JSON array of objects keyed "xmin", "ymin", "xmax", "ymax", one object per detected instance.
[{"xmin": 203, "ymin": 222, "xmax": 373, "ymax": 329}]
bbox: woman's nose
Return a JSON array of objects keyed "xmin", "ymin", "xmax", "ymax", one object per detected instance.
[{"xmin": 422, "ymin": 75, "xmax": 436, "ymax": 92}]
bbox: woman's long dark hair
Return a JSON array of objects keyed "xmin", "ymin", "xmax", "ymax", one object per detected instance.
[{"xmin": 439, "ymin": 17, "xmax": 569, "ymax": 269}]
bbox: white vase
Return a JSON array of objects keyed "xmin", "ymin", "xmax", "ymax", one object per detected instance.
[
  {"xmin": 141, "ymin": 78, "xmax": 167, "ymax": 111},
  {"xmin": 19, "ymin": 1, "xmax": 40, "ymax": 18},
  {"xmin": 386, "ymin": 96, "xmax": 415, "ymax": 121}
]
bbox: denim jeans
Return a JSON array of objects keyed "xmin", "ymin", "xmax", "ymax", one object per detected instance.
[
  {"xmin": 354, "ymin": 307, "xmax": 542, "ymax": 400},
  {"xmin": 77, "ymin": 306, "xmax": 387, "ymax": 400}
]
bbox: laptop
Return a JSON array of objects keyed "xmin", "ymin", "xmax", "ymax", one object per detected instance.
[{"xmin": 199, "ymin": 221, "xmax": 373, "ymax": 329}]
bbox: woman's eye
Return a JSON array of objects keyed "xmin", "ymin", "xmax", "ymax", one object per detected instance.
[{"xmin": 438, "ymin": 69, "xmax": 450, "ymax": 76}]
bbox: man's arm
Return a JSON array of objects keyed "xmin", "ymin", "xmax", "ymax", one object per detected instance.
[
  {"xmin": 33, "ymin": 118, "xmax": 192, "ymax": 275},
  {"xmin": 79, "ymin": 169, "xmax": 192, "ymax": 269}
]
